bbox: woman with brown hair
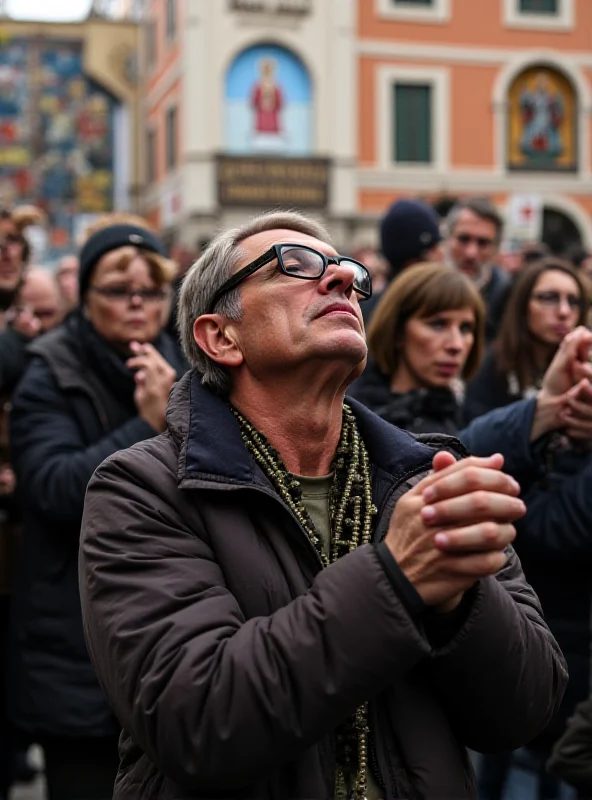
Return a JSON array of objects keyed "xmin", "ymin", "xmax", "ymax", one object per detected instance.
[
  {"xmin": 465, "ymin": 258, "xmax": 589, "ymax": 420},
  {"xmin": 348, "ymin": 262, "xmax": 485, "ymax": 435}
]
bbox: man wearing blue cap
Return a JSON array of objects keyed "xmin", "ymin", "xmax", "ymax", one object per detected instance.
[{"xmin": 362, "ymin": 198, "xmax": 443, "ymax": 324}]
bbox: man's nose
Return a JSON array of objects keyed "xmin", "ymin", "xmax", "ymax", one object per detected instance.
[
  {"xmin": 464, "ymin": 240, "xmax": 479, "ymax": 259},
  {"xmin": 319, "ymin": 261, "xmax": 356, "ymax": 296}
]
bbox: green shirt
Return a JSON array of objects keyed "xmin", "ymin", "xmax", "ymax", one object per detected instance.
[
  {"xmin": 294, "ymin": 473, "xmax": 333, "ymax": 559},
  {"xmin": 293, "ymin": 474, "xmax": 384, "ymax": 800}
]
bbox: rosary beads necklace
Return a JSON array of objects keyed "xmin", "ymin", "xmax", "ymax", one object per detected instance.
[{"xmin": 231, "ymin": 402, "xmax": 377, "ymax": 800}]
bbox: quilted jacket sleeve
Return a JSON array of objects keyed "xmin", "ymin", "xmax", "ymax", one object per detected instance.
[
  {"xmin": 79, "ymin": 440, "xmax": 434, "ymax": 794},
  {"xmin": 426, "ymin": 547, "xmax": 568, "ymax": 753}
]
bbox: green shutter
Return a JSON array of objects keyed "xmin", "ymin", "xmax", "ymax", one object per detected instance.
[
  {"xmin": 394, "ymin": 84, "xmax": 432, "ymax": 164},
  {"xmin": 519, "ymin": 0, "xmax": 558, "ymax": 13},
  {"xmin": 166, "ymin": 107, "xmax": 177, "ymax": 171}
]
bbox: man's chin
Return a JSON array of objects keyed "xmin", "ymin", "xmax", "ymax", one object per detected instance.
[
  {"xmin": 459, "ymin": 263, "xmax": 480, "ymax": 279},
  {"xmin": 323, "ymin": 330, "xmax": 367, "ymax": 360},
  {"xmin": 344, "ymin": 356, "xmax": 367, "ymax": 386},
  {"xmin": 312, "ymin": 337, "xmax": 367, "ymax": 379}
]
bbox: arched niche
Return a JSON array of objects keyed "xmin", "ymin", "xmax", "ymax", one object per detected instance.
[
  {"xmin": 507, "ymin": 64, "xmax": 578, "ymax": 172},
  {"xmin": 224, "ymin": 42, "xmax": 313, "ymax": 156}
]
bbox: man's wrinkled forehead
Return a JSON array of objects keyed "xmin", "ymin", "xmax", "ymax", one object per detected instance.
[{"xmin": 235, "ymin": 228, "xmax": 337, "ymax": 274}]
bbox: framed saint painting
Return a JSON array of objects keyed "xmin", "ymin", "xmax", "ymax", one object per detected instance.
[
  {"xmin": 225, "ymin": 44, "xmax": 313, "ymax": 156},
  {"xmin": 507, "ymin": 66, "xmax": 577, "ymax": 172}
]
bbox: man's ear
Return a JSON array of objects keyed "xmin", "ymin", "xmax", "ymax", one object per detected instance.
[{"xmin": 193, "ymin": 315, "xmax": 244, "ymax": 368}]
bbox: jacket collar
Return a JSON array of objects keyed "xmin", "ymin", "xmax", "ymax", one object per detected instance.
[
  {"xmin": 28, "ymin": 326, "xmax": 92, "ymax": 393},
  {"xmin": 167, "ymin": 371, "xmax": 442, "ymax": 487}
]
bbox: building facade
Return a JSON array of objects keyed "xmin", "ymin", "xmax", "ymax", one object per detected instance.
[
  {"xmin": 142, "ymin": 0, "xmax": 592, "ymax": 251},
  {"xmin": 141, "ymin": 0, "xmax": 358, "ymax": 249},
  {"xmin": 358, "ymin": 0, "xmax": 592, "ymax": 250}
]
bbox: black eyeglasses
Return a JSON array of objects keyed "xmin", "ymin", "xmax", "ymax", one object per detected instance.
[
  {"xmin": 89, "ymin": 286, "xmax": 168, "ymax": 303},
  {"xmin": 532, "ymin": 290, "xmax": 583, "ymax": 310},
  {"xmin": 455, "ymin": 233, "xmax": 495, "ymax": 249},
  {"xmin": 208, "ymin": 243, "xmax": 372, "ymax": 314}
]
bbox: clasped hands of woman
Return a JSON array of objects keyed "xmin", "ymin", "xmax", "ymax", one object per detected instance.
[
  {"xmin": 532, "ymin": 325, "xmax": 592, "ymax": 442},
  {"xmin": 126, "ymin": 340, "xmax": 177, "ymax": 433}
]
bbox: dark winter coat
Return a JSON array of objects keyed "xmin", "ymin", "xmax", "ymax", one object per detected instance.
[
  {"xmin": 464, "ymin": 349, "xmax": 527, "ymax": 422},
  {"xmin": 547, "ymin": 694, "xmax": 592, "ymax": 790},
  {"xmin": 0, "ymin": 327, "xmax": 31, "ymax": 396},
  {"xmin": 481, "ymin": 265, "xmax": 512, "ymax": 343},
  {"xmin": 0, "ymin": 327, "xmax": 32, "ymax": 595},
  {"xmin": 7, "ymin": 315, "xmax": 187, "ymax": 737},
  {"xmin": 79, "ymin": 372, "xmax": 566, "ymax": 800},
  {"xmin": 348, "ymin": 359, "xmax": 464, "ymax": 436},
  {"xmin": 462, "ymin": 399, "xmax": 592, "ymax": 749}
]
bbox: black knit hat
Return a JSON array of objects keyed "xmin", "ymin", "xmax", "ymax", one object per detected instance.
[
  {"xmin": 380, "ymin": 199, "xmax": 442, "ymax": 273},
  {"xmin": 78, "ymin": 224, "xmax": 167, "ymax": 298}
]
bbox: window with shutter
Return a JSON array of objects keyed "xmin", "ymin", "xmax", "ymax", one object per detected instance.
[
  {"xmin": 166, "ymin": 108, "xmax": 178, "ymax": 172},
  {"xmin": 519, "ymin": 0, "xmax": 558, "ymax": 13},
  {"xmin": 393, "ymin": 84, "xmax": 432, "ymax": 164},
  {"xmin": 146, "ymin": 20, "xmax": 156, "ymax": 70}
]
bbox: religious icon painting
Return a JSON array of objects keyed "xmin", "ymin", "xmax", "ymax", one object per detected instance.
[
  {"xmin": 224, "ymin": 44, "xmax": 312, "ymax": 156},
  {"xmin": 508, "ymin": 65, "xmax": 578, "ymax": 172}
]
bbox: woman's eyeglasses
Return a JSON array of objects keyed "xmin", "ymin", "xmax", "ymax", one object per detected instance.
[
  {"xmin": 532, "ymin": 290, "xmax": 582, "ymax": 310},
  {"xmin": 208, "ymin": 243, "xmax": 372, "ymax": 313},
  {"xmin": 89, "ymin": 286, "xmax": 168, "ymax": 303}
]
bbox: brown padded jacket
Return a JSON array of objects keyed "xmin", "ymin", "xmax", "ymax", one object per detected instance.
[{"xmin": 79, "ymin": 371, "xmax": 567, "ymax": 800}]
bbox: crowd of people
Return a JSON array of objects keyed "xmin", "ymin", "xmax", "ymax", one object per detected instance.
[{"xmin": 0, "ymin": 195, "xmax": 591, "ymax": 799}]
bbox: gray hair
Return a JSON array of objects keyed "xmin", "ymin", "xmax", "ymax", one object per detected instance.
[
  {"xmin": 178, "ymin": 210, "xmax": 332, "ymax": 395},
  {"xmin": 445, "ymin": 197, "xmax": 504, "ymax": 245}
]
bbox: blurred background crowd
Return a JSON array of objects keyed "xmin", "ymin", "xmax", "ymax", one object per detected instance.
[{"xmin": 2, "ymin": 0, "xmax": 592, "ymax": 799}]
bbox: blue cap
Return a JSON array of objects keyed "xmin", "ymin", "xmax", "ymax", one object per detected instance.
[{"xmin": 380, "ymin": 199, "xmax": 442, "ymax": 272}]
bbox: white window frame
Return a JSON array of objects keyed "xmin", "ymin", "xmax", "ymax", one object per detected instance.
[
  {"xmin": 377, "ymin": 65, "xmax": 449, "ymax": 173},
  {"xmin": 376, "ymin": 0, "xmax": 451, "ymax": 25},
  {"xmin": 503, "ymin": 0, "xmax": 574, "ymax": 31}
]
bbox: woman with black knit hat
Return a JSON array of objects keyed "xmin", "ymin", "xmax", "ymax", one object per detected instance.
[{"xmin": 6, "ymin": 214, "xmax": 187, "ymax": 800}]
